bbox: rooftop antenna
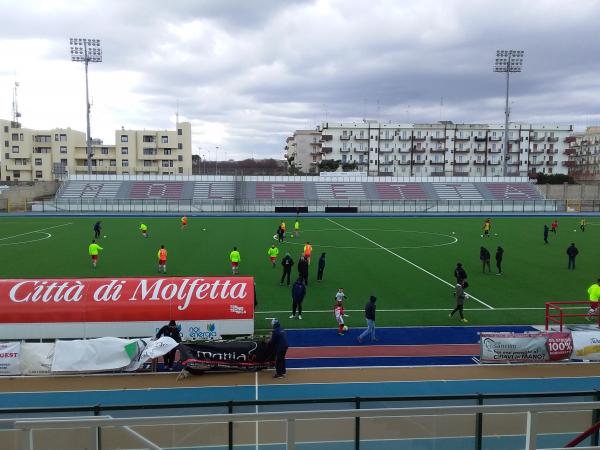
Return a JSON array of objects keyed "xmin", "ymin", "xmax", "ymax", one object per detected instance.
[{"xmin": 12, "ymin": 79, "xmax": 21, "ymax": 123}]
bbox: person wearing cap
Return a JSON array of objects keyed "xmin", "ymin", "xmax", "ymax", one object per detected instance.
[
  {"xmin": 269, "ymin": 319, "xmax": 289, "ymax": 378},
  {"xmin": 280, "ymin": 253, "xmax": 294, "ymax": 286},
  {"xmin": 156, "ymin": 320, "xmax": 182, "ymax": 370},
  {"xmin": 317, "ymin": 253, "xmax": 326, "ymax": 282},
  {"xmin": 357, "ymin": 296, "xmax": 378, "ymax": 344}
]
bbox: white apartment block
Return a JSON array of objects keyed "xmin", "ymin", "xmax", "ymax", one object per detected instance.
[
  {"xmin": 319, "ymin": 121, "xmax": 573, "ymax": 177},
  {"xmin": 285, "ymin": 130, "xmax": 322, "ymax": 174},
  {"xmin": 0, "ymin": 119, "xmax": 192, "ymax": 181},
  {"xmin": 571, "ymin": 127, "xmax": 600, "ymax": 181}
]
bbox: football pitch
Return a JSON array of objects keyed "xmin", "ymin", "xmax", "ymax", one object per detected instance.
[{"xmin": 0, "ymin": 215, "xmax": 596, "ymax": 331}]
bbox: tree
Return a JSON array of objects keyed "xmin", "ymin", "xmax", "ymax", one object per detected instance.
[
  {"xmin": 534, "ymin": 173, "xmax": 575, "ymax": 185},
  {"xmin": 342, "ymin": 161, "xmax": 358, "ymax": 172},
  {"xmin": 286, "ymin": 154, "xmax": 301, "ymax": 175},
  {"xmin": 319, "ymin": 160, "xmax": 341, "ymax": 172}
]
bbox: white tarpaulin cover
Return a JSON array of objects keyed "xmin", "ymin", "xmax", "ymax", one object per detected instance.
[
  {"xmin": 21, "ymin": 343, "xmax": 54, "ymax": 375},
  {"xmin": 571, "ymin": 331, "xmax": 600, "ymax": 360},
  {"xmin": 52, "ymin": 337, "xmax": 144, "ymax": 372},
  {"xmin": 125, "ymin": 337, "xmax": 179, "ymax": 371}
]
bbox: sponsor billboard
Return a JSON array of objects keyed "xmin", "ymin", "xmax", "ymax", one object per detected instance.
[
  {"xmin": 480, "ymin": 332, "xmax": 572, "ymax": 363},
  {"xmin": 0, "ymin": 277, "xmax": 254, "ymax": 339}
]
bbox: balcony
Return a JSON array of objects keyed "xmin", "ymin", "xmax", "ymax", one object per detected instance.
[
  {"xmin": 412, "ymin": 160, "xmax": 426, "ymax": 165},
  {"xmin": 488, "ymin": 160, "xmax": 502, "ymax": 165},
  {"xmin": 354, "ymin": 135, "xmax": 368, "ymax": 141},
  {"xmin": 453, "ymin": 160, "xmax": 470, "ymax": 165},
  {"xmin": 412, "ymin": 147, "xmax": 426, "ymax": 153},
  {"xmin": 546, "ymin": 161, "xmax": 558, "ymax": 166},
  {"xmin": 474, "ymin": 136, "xmax": 487, "ymax": 142},
  {"xmin": 473, "ymin": 160, "xmax": 487, "ymax": 165},
  {"xmin": 397, "ymin": 160, "xmax": 411, "ymax": 165},
  {"xmin": 322, "ymin": 147, "xmax": 333, "ymax": 154},
  {"xmin": 474, "ymin": 147, "xmax": 487, "ymax": 153},
  {"xmin": 563, "ymin": 148, "xmax": 577, "ymax": 156},
  {"xmin": 531, "ymin": 136, "xmax": 545, "ymax": 142},
  {"xmin": 430, "ymin": 148, "xmax": 446, "ymax": 153},
  {"xmin": 413, "ymin": 136, "xmax": 426, "ymax": 141},
  {"xmin": 528, "ymin": 160, "xmax": 544, "ymax": 166},
  {"xmin": 564, "ymin": 136, "xmax": 577, "ymax": 143},
  {"xmin": 339, "ymin": 147, "xmax": 350, "ymax": 153},
  {"xmin": 430, "ymin": 171, "xmax": 445, "ymax": 177},
  {"xmin": 488, "ymin": 136, "xmax": 502, "ymax": 141},
  {"xmin": 136, "ymin": 166, "xmax": 160, "ymax": 173},
  {"xmin": 507, "ymin": 161, "xmax": 521, "ymax": 165},
  {"xmin": 529, "ymin": 148, "xmax": 544, "ymax": 154},
  {"xmin": 454, "ymin": 148, "xmax": 470, "ymax": 153},
  {"xmin": 454, "ymin": 136, "xmax": 471, "ymax": 141},
  {"xmin": 321, "ymin": 134, "xmax": 333, "ymax": 141},
  {"xmin": 379, "ymin": 134, "xmax": 394, "ymax": 140},
  {"xmin": 547, "ymin": 137, "xmax": 559, "ymax": 142},
  {"xmin": 310, "ymin": 150, "xmax": 322, "ymax": 156},
  {"xmin": 379, "ymin": 147, "xmax": 394, "ymax": 153},
  {"xmin": 431, "ymin": 136, "xmax": 446, "ymax": 142},
  {"xmin": 398, "ymin": 135, "xmax": 412, "ymax": 141},
  {"xmin": 563, "ymin": 161, "xmax": 576, "ymax": 167},
  {"xmin": 488, "ymin": 148, "xmax": 501, "ymax": 153},
  {"xmin": 354, "ymin": 148, "xmax": 368, "ymax": 154},
  {"xmin": 379, "ymin": 160, "xmax": 393, "ymax": 166},
  {"xmin": 429, "ymin": 160, "xmax": 445, "ymax": 165},
  {"xmin": 5, "ymin": 163, "xmax": 32, "ymax": 171},
  {"xmin": 453, "ymin": 171, "xmax": 469, "ymax": 176},
  {"xmin": 508, "ymin": 148, "xmax": 521, "ymax": 153},
  {"xmin": 340, "ymin": 135, "xmax": 351, "ymax": 140}
]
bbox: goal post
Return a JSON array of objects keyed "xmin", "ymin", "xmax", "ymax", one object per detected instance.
[{"xmin": 545, "ymin": 301, "xmax": 598, "ymax": 331}]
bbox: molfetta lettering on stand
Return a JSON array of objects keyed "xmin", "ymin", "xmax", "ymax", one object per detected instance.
[{"xmin": 0, "ymin": 277, "xmax": 255, "ymax": 339}]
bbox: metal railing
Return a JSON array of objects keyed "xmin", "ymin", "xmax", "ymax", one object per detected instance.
[
  {"xmin": 8, "ymin": 400, "xmax": 600, "ymax": 450},
  {"xmin": 1, "ymin": 391, "xmax": 599, "ymax": 450},
  {"xmin": 30, "ymin": 198, "xmax": 562, "ymax": 213}
]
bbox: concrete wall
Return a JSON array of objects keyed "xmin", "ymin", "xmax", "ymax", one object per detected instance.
[
  {"xmin": 539, "ymin": 183, "xmax": 600, "ymax": 200},
  {"xmin": 0, "ymin": 181, "xmax": 60, "ymax": 211}
]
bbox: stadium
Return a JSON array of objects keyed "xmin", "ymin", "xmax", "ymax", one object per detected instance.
[{"xmin": 2, "ymin": 173, "xmax": 600, "ymax": 450}]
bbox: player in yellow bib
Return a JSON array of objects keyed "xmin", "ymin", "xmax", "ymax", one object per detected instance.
[
  {"xmin": 587, "ymin": 279, "xmax": 600, "ymax": 321},
  {"xmin": 482, "ymin": 218, "xmax": 491, "ymax": 238},
  {"xmin": 267, "ymin": 244, "xmax": 280, "ymax": 268},
  {"xmin": 88, "ymin": 239, "xmax": 103, "ymax": 268},
  {"xmin": 140, "ymin": 223, "xmax": 148, "ymax": 238},
  {"xmin": 230, "ymin": 247, "xmax": 241, "ymax": 275},
  {"xmin": 294, "ymin": 220, "xmax": 300, "ymax": 238}
]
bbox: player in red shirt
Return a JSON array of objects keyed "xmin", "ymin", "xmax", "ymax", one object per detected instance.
[
  {"xmin": 181, "ymin": 216, "xmax": 188, "ymax": 230},
  {"xmin": 334, "ymin": 299, "xmax": 348, "ymax": 335},
  {"xmin": 551, "ymin": 219, "xmax": 558, "ymax": 234}
]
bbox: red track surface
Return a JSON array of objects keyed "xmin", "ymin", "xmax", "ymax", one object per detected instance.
[{"xmin": 287, "ymin": 344, "xmax": 480, "ymax": 359}]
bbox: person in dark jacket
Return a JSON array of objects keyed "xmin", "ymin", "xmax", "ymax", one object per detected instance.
[
  {"xmin": 156, "ymin": 320, "xmax": 182, "ymax": 370},
  {"xmin": 543, "ymin": 224, "xmax": 549, "ymax": 244},
  {"xmin": 93, "ymin": 221, "xmax": 102, "ymax": 239},
  {"xmin": 495, "ymin": 246, "xmax": 504, "ymax": 275},
  {"xmin": 276, "ymin": 225, "xmax": 284, "ymax": 243},
  {"xmin": 280, "ymin": 253, "xmax": 294, "ymax": 286},
  {"xmin": 289, "ymin": 278, "xmax": 306, "ymax": 319},
  {"xmin": 297, "ymin": 255, "xmax": 309, "ymax": 285},
  {"xmin": 357, "ymin": 296, "xmax": 377, "ymax": 343},
  {"xmin": 449, "ymin": 280, "xmax": 468, "ymax": 323},
  {"xmin": 480, "ymin": 246, "xmax": 491, "ymax": 273},
  {"xmin": 317, "ymin": 253, "xmax": 326, "ymax": 282},
  {"xmin": 269, "ymin": 319, "xmax": 289, "ymax": 378},
  {"xmin": 454, "ymin": 263, "xmax": 468, "ymax": 288},
  {"xmin": 567, "ymin": 243, "xmax": 579, "ymax": 270}
]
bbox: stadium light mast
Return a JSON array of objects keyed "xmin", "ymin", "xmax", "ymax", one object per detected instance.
[
  {"xmin": 70, "ymin": 38, "xmax": 102, "ymax": 175},
  {"xmin": 493, "ymin": 50, "xmax": 524, "ymax": 177}
]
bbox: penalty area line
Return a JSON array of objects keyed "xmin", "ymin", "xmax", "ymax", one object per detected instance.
[
  {"xmin": 0, "ymin": 222, "xmax": 73, "ymax": 241},
  {"xmin": 327, "ymin": 218, "xmax": 494, "ymax": 310}
]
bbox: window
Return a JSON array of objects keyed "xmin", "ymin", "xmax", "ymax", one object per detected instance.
[
  {"xmin": 3, "ymin": 126, "xmax": 7, "ymax": 133},
  {"xmin": 13, "ymin": 171, "xmax": 20, "ymax": 178},
  {"xmin": 178, "ymin": 155, "xmax": 183, "ymax": 161},
  {"xmin": 143, "ymin": 135, "xmax": 155, "ymax": 143},
  {"xmin": 143, "ymin": 160, "xmax": 152, "ymax": 167},
  {"xmin": 122, "ymin": 160, "xmax": 129, "ymax": 167},
  {"xmin": 12, "ymin": 146, "xmax": 19, "ymax": 153},
  {"xmin": 4, "ymin": 153, "xmax": 9, "ymax": 159},
  {"xmin": 143, "ymin": 148, "xmax": 157, "ymax": 155},
  {"xmin": 60, "ymin": 134, "xmax": 67, "ymax": 142},
  {"xmin": 60, "ymin": 146, "xmax": 67, "ymax": 154},
  {"xmin": 177, "ymin": 143, "xmax": 182, "ymax": 149},
  {"xmin": 162, "ymin": 160, "xmax": 173, "ymax": 167},
  {"xmin": 120, "ymin": 135, "xmax": 128, "ymax": 143},
  {"xmin": 110, "ymin": 160, "xmax": 116, "ymax": 167},
  {"xmin": 101, "ymin": 147, "xmax": 109, "ymax": 155},
  {"xmin": 60, "ymin": 159, "xmax": 67, "ymax": 165},
  {"xmin": 11, "ymin": 133, "xmax": 18, "ymax": 140},
  {"xmin": 178, "ymin": 167, "xmax": 183, "ymax": 174},
  {"xmin": 178, "ymin": 128, "xmax": 183, "ymax": 136},
  {"xmin": 20, "ymin": 134, "xmax": 23, "ymax": 141},
  {"xmin": 164, "ymin": 149, "xmax": 172, "ymax": 155},
  {"xmin": 35, "ymin": 158, "xmax": 42, "ymax": 166},
  {"xmin": 342, "ymin": 154, "xmax": 347, "ymax": 163},
  {"xmin": 54, "ymin": 134, "xmax": 59, "ymax": 141},
  {"xmin": 35, "ymin": 171, "xmax": 43, "ymax": 178},
  {"xmin": 121, "ymin": 147, "xmax": 128, "ymax": 155},
  {"xmin": 4, "ymin": 141, "xmax": 8, "ymax": 148},
  {"xmin": 161, "ymin": 136, "xmax": 168, "ymax": 144}
]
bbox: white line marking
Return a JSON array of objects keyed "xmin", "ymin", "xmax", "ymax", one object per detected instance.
[
  {"xmin": 0, "ymin": 232, "xmax": 52, "ymax": 246},
  {"xmin": 326, "ymin": 218, "xmax": 495, "ymax": 309},
  {"xmin": 0, "ymin": 223, "xmax": 72, "ymax": 241},
  {"xmin": 256, "ymin": 307, "xmax": 569, "ymax": 314}
]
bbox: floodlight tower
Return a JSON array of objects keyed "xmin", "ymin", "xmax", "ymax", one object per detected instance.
[
  {"xmin": 493, "ymin": 50, "xmax": 524, "ymax": 177},
  {"xmin": 69, "ymin": 38, "xmax": 102, "ymax": 174}
]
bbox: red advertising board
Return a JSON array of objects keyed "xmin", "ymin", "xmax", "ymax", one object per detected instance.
[{"xmin": 0, "ymin": 277, "xmax": 254, "ymax": 323}]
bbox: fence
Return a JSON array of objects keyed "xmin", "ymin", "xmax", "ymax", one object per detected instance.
[
  {"xmin": 1, "ymin": 391, "xmax": 599, "ymax": 449},
  {"xmin": 30, "ymin": 198, "xmax": 562, "ymax": 213}
]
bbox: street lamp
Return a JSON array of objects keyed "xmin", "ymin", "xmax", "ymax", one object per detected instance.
[
  {"xmin": 70, "ymin": 38, "xmax": 102, "ymax": 174},
  {"xmin": 493, "ymin": 49, "xmax": 524, "ymax": 177}
]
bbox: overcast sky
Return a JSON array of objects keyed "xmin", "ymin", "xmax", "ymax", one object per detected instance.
[{"xmin": 0, "ymin": 0, "xmax": 599, "ymax": 160}]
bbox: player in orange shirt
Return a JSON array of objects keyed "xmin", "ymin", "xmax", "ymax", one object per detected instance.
[
  {"xmin": 181, "ymin": 216, "xmax": 188, "ymax": 230},
  {"xmin": 157, "ymin": 245, "xmax": 168, "ymax": 274},
  {"xmin": 303, "ymin": 241, "xmax": 313, "ymax": 264}
]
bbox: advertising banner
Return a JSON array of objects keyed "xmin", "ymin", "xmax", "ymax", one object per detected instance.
[
  {"xmin": 0, "ymin": 277, "xmax": 254, "ymax": 339},
  {"xmin": 0, "ymin": 342, "xmax": 20, "ymax": 375},
  {"xmin": 179, "ymin": 340, "xmax": 274, "ymax": 373},
  {"xmin": 480, "ymin": 332, "xmax": 572, "ymax": 363},
  {"xmin": 571, "ymin": 331, "xmax": 600, "ymax": 360}
]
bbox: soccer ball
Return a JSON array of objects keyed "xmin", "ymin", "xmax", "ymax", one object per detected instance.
[
  {"xmin": 480, "ymin": 235, "xmax": 483, "ymax": 238},
  {"xmin": 202, "ymin": 228, "xmax": 206, "ymax": 231},
  {"xmin": 103, "ymin": 235, "xmax": 107, "ymax": 238},
  {"xmin": 342, "ymin": 325, "xmax": 349, "ymax": 331},
  {"xmin": 452, "ymin": 232, "xmax": 455, "ymax": 235},
  {"xmin": 573, "ymin": 229, "xmax": 577, "ymax": 232},
  {"xmin": 494, "ymin": 233, "xmax": 498, "ymax": 236}
]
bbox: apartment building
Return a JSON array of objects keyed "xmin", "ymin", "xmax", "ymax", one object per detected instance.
[
  {"xmin": 570, "ymin": 127, "xmax": 600, "ymax": 181},
  {"xmin": 285, "ymin": 130, "xmax": 322, "ymax": 174},
  {"xmin": 0, "ymin": 119, "xmax": 192, "ymax": 181},
  {"xmin": 318, "ymin": 121, "xmax": 573, "ymax": 177}
]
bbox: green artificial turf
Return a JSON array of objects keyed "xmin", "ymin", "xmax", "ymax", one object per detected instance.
[{"xmin": 0, "ymin": 215, "xmax": 595, "ymax": 331}]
